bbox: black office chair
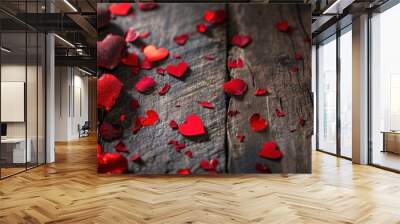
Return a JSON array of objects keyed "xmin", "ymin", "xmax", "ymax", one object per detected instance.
[{"xmin": 79, "ymin": 121, "xmax": 90, "ymax": 138}]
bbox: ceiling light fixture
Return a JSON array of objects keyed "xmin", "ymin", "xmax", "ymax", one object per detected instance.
[
  {"xmin": 1, "ymin": 47, "xmax": 11, "ymax": 53},
  {"xmin": 63, "ymin": 0, "xmax": 78, "ymax": 12},
  {"xmin": 54, "ymin": 34, "xmax": 75, "ymax": 48}
]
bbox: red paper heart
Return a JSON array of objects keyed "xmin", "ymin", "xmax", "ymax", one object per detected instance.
[
  {"xmin": 179, "ymin": 114, "xmax": 206, "ymax": 137},
  {"xmin": 200, "ymin": 159, "xmax": 219, "ymax": 171},
  {"xmin": 97, "ymin": 8, "xmax": 111, "ymax": 29},
  {"xmin": 130, "ymin": 98, "xmax": 140, "ymax": 110},
  {"xmin": 203, "ymin": 10, "xmax": 226, "ymax": 24},
  {"xmin": 258, "ymin": 141, "xmax": 283, "ymax": 160},
  {"xmin": 174, "ymin": 34, "xmax": 189, "ymax": 46},
  {"xmin": 97, "ymin": 74, "xmax": 122, "ymax": 111},
  {"xmin": 294, "ymin": 52, "xmax": 303, "ymax": 61},
  {"xmin": 169, "ymin": 120, "xmax": 178, "ymax": 130},
  {"xmin": 135, "ymin": 75, "xmax": 156, "ymax": 93},
  {"xmin": 275, "ymin": 109, "xmax": 285, "ymax": 117},
  {"xmin": 138, "ymin": 3, "xmax": 158, "ymax": 11},
  {"xmin": 140, "ymin": 31, "xmax": 150, "ymax": 39},
  {"xmin": 97, "ymin": 34, "xmax": 125, "ymax": 70},
  {"xmin": 249, "ymin": 113, "xmax": 267, "ymax": 132},
  {"xmin": 223, "ymin": 79, "xmax": 247, "ymax": 96},
  {"xmin": 236, "ymin": 134, "xmax": 245, "ymax": 143},
  {"xmin": 185, "ymin": 150, "xmax": 193, "ymax": 158},
  {"xmin": 121, "ymin": 53, "xmax": 139, "ymax": 66},
  {"xmin": 98, "ymin": 152, "xmax": 128, "ymax": 174},
  {"xmin": 254, "ymin": 88, "xmax": 268, "ymax": 96},
  {"xmin": 158, "ymin": 83, "xmax": 171, "ymax": 95},
  {"xmin": 156, "ymin": 67, "xmax": 165, "ymax": 75},
  {"xmin": 177, "ymin": 169, "xmax": 191, "ymax": 175},
  {"xmin": 143, "ymin": 45, "xmax": 169, "ymax": 62},
  {"xmin": 276, "ymin": 20, "xmax": 289, "ymax": 32},
  {"xmin": 255, "ymin": 163, "xmax": 270, "ymax": 173},
  {"xmin": 125, "ymin": 27, "xmax": 139, "ymax": 42},
  {"xmin": 231, "ymin": 34, "xmax": 252, "ymax": 48},
  {"xmin": 114, "ymin": 140, "xmax": 128, "ymax": 153},
  {"xmin": 140, "ymin": 59, "xmax": 152, "ymax": 70},
  {"xmin": 109, "ymin": 3, "xmax": 132, "ymax": 16},
  {"xmin": 198, "ymin": 101, "xmax": 214, "ymax": 109},
  {"xmin": 227, "ymin": 58, "xmax": 244, "ymax": 68},
  {"xmin": 197, "ymin": 23, "xmax": 208, "ymax": 33},
  {"xmin": 166, "ymin": 61, "xmax": 188, "ymax": 79},
  {"xmin": 132, "ymin": 117, "xmax": 142, "ymax": 134},
  {"xmin": 131, "ymin": 154, "xmax": 141, "ymax": 162},
  {"xmin": 139, "ymin": 110, "xmax": 159, "ymax": 126}
]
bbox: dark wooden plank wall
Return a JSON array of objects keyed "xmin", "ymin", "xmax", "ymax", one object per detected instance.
[
  {"xmin": 98, "ymin": 3, "xmax": 312, "ymax": 174},
  {"xmin": 227, "ymin": 4, "xmax": 312, "ymax": 173}
]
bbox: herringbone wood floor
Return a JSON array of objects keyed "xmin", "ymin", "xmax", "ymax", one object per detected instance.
[{"xmin": 1, "ymin": 136, "xmax": 400, "ymax": 224}]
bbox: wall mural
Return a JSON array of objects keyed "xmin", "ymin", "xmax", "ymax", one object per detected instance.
[{"xmin": 97, "ymin": 3, "xmax": 313, "ymax": 174}]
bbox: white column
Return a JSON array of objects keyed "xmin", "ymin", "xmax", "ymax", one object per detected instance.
[{"xmin": 352, "ymin": 14, "xmax": 369, "ymax": 164}]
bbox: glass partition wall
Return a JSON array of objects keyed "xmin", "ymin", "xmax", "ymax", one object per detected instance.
[
  {"xmin": 370, "ymin": 2, "xmax": 400, "ymax": 172},
  {"xmin": 0, "ymin": 1, "xmax": 46, "ymax": 179},
  {"xmin": 316, "ymin": 26, "xmax": 353, "ymax": 159}
]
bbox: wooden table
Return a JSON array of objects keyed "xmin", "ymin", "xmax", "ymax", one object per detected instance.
[{"xmin": 381, "ymin": 131, "xmax": 400, "ymax": 154}]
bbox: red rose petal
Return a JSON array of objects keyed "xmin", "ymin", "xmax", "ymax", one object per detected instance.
[
  {"xmin": 97, "ymin": 8, "xmax": 111, "ymax": 29},
  {"xmin": 255, "ymin": 163, "xmax": 270, "ymax": 173},
  {"xmin": 204, "ymin": 9, "xmax": 226, "ymax": 24},
  {"xmin": 223, "ymin": 78, "xmax": 248, "ymax": 96},
  {"xmin": 138, "ymin": 3, "xmax": 158, "ymax": 11},
  {"xmin": 143, "ymin": 45, "xmax": 169, "ymax": 62},
  {"xmin": 185, "ymin": 150, "xmax": 193, "ymax": 158},
  {"xmin": 97, "ymin": 74, "xmax": 122, "ymax": 111},
  {"xmin": 135, "ymin": 75, "xmax": 156, "ymax": 93},
  {"xmin": 121, "ymin": 53, "xmax": 139, "ymax": 66},
  {"xmin": 174, "ymin": 34, "xmax": 189, "ymax": 46},
  {"xmin": 294, "ymin": 52, "xmax": 303, "ymax": 61},
  {"xmin": 114, "ymin": 140, "xmax": 128, "ymax": 153},
  {"xmin": 200, "ymin": 159, "xmax": 219, "ymax": 171},
  {"xmin": 249, "ymin": 113, "xmax": 267, "ymax": 132},
  {"xmin": 109, "ymin": 3, "xmax": 132, "ymax": 16},
  {"xmin": 99, "ymin": 122, "xmax": 121, "ymax": 141},
  {"xmin": 178, "ymin": 114, "xmax": 206, "ymax": 137},
  {"xmin": 156, "ymin": 67, "xmax": 165, "ymax": 75},
  {"xmin": 140, "ymin": 59, "xmax": 152, "ymax": 70},
  {"xmin": 158, "ymin": 83, "xmax": 171, "ymax": 95},
  {"xmin": 254, "ymin": 88, "xmax": 269, "ymax": 96},
  {"xmin": 166, "ymin": 61, "xmax": 188, "ymax": 79},
  {"xmin": 196, "ymin": 23, "xmax": 208, "ymax": 33},
  {"xmin": 198, "ymin": 101, "xmax": 214, "ymax": 109},
  {"xmin": 97, "ymin": 34, "xmax": 125, "ymax": 70},
  {"xmin": 231, "ymin": 34, "xmax": 252, "ymax": 48},
  {"xmin": 132, "ymin": 117, "xmax": 143, "ymax": 134},
  {"xmin": 124, "ymin": 27, "xmax": 139, "ymax": 43},
  {"xmin": 227, "ymin": 58, "xmax": 244, "ymax": 69},
  {"xmin": 140, "ymin": 31, "xmax": 150, "ymax": 39},
  {"xmin": 236, "ymin": 134, "xmax": 245, "ymax": 143},
  {"xmin": 98, "ymin": 152, "xmax": 128, "ymax": 174},
  {"xmin": 275, "ymin": 109, "xmax": 285, "ymax": 117},
  {"xmin": 168, "ymin": 139, "xmax": 185, "ymax": 152},
  {"xmin": 258, "ymin": 141, "xmax": 283, "ymax": 160},
  {"xmin": 131, "ymin": 154, "xmax": 141, "ymax": 162},
  {"xmin": 130, "ymin": 98, "xmax": 140, "ymax": 110},
  {"xmin": 169, "ymin": 120, "xmax": 179, "ymax": 130},
  {"xmin": 177, "ymin": 169, "xmax": 191, "ymax": 175},
  {"xmin": 276, "ymin": 20, "xmax": 289, "ymax": 32},
  {"xmin": 228, "ymin": 110, "xmax": 240, "ymax": 117},
  {"xmin": 139, "ymin": 109, "xmax": 159, "ymax": 126}
]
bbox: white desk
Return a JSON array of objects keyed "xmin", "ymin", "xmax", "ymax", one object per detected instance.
[{"xmin": 1, "ymin": 138, "xmax": 31, "ymax": 163}]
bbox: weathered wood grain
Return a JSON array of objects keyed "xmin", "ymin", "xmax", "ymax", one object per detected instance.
[
  {"xmin": 98, "ymin": 4, "xmax": 227, "ymax": 174},
  {"xmin": 227, "ymin": 4, "xmax": 313, "ymax": 173}
]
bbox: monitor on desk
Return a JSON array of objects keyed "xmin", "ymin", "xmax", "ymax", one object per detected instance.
[{"xmin": 1, "ymin": 123, "xmax": 7, "ymax": 138}]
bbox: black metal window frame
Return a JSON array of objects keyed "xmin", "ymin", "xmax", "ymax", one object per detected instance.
[{"xmin": 315, "ymin": 22, "xmax": 353, "ymax": 161}]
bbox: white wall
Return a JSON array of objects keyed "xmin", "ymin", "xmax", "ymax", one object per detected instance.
[{"xmin": 54, "ymin": 67, "xmax": 89, "ymax": 141}]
